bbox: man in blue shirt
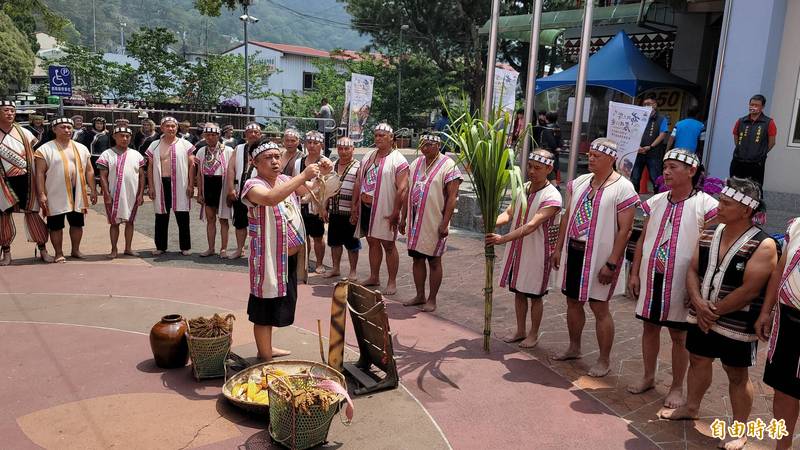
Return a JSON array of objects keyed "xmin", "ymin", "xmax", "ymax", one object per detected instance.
[
  {"xmin": 631, "ymin": 93, "xmax": 669, "ymax": 193},
  {"xmin": 667, "ymin": 105, "xmax": 705, "ymax": 153}
]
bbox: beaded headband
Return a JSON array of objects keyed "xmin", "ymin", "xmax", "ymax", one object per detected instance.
[
  {"xmin": 590, "ymin": 140, "xmax": 617, "ymax": 158},
  {"xmin": 0, "ymin": 100, "xmax": 16, "ymax": 108},
  {"xmin": 529, "ymin": 153, "xmax": 555, "ymax": 167},
  {"xmin": 51, "ymin": 117, "xmax": 74, "ymax": 127},
  {"xmin": 374, "ymin": 123, "xmax": 394, "ymax": 134},
  {"xmin": 160, "ymin": 116, "xmax": 177, "ymax": 125},
  {"xmin": 222, "ymin": 124, "xmax": 234, "ymax": 131},
  {"xmin": 113, "ymin": 126, "xmax": 132, "ymax": 135},
  {"xmin": 720, "ymin": 186, "xmax": 760, "ymax": 209},
  {"xmin": 92, "ymin": 116, "xmax": 106, "ymax": 123},
  {"xmin": 203, "ymin": 125, "xmax": 220, "ymax": 134},
  {"xmin": 251, "ymin": 141, "xmax": 280, "ymax": 158},
  {"xmin": 337, "ymin": 137, "xmax": 354, "ymax": 147},
  {"xmin": 284, "ymin": 128, "xmax": 300, "ymax": 138},
  {"xmin": 420, "ymin": 134, "xmax": 441, "ymax": 144},
  {"xmin": 305, "ymin": 131, "xmax": 324, "ymax": 143},
  {"xmin": 663, "ymin": 150, "xmax": 699, "ymax": 168},
  {"xmin": 245, "ymin": 123, "xmax": 262, "ymax": 131}
]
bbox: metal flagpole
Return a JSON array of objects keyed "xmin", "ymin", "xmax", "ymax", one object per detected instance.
[
  {"xmin": 566, "ymin": 0, "xmax": 594, "ymax": 184},
  {"xmin": 244, "ymin": 4, "xmax": 250, "ymax": 119},
  {"xmin": 521, "ymin": 0, "xmax": 544, "ymax": 168},
  {"xmin": 482, "ymin": 0, "xmax": 502, "ymax": 122}
]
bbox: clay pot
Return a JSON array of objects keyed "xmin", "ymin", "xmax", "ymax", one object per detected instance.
[{"xmin": 149, "ymin": 314, "xmax": 189, "ymax": 368}]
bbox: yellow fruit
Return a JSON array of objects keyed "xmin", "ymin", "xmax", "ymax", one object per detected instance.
[
  {"xmin": 232, "ymin": 383, "xmax": 245, "ymax": 398},
  {"xmin": 247, "ymin": 381, "xmax": 259, "ymax": 401},
  {"xmin": 253, "ymin": 390, "xmax": 269, "ymax": 405}
]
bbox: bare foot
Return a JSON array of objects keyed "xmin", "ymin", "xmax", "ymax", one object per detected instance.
[
  {"xmin": 419, "ymin": 301, "xmax": 437, "ymax": 312},
  {"xmin": 0, "ymin": 251, "xmax": 11, "ymax": 266},
  {"xmin": 323, "ymin": 269, "xmax": 340, "ymax": 279},
  {"xmin": 108, "ymin": 250, "xmax": 118, "ymax": 259},
  {"xmin": 663, "ymin": 386, "xmax": 685, "ymax": 409},
  {"xmin": 228, "ymin": 249, "xmax": 243, "ymax": 259},
  {"xmin": 347, "ymin": 271, "xmax": 358, "ymax": 280},
  {"xmin": 219, "ymin": 249, "xmax": 227, "ymax": 259},
  {"xmin": 383, "ymin": 283, "xmax": 397, "ymax": 296},
  {"xmin": 70, "ymin": 251, "xmax": 86, "ymax": 259},
  {"xmin": 720, "ymin": 436, "xmax": 747, "ymax": 450},
  {"xmin": 627, "ymin": 377, "xmax": 655, "ymax": 394},
  {"xmin": 152, "ymin": 250, "xmax": 164, "ymax": 256},
  {"xmin": 199, "ymin": 249, "xmax": 215, "ymax": 257},
  {"xmin": 519, "ymin": 335, "xmax": 539, "ymax": 348},
  {"xmin": 271, "ymin": 347, "xmax": 292, "ymax": 357},
  {"xmin": 361, "ymin": 277, "xmax": 380, "ymax": 287},
  {"xmin": 551, "ymin": 347, "xmax": 582, "ymax": 361},
  {"xmin": 39, "ymin": 249, "xmax": 54, "ymax": 263},
  {"xmin": 124, "ymin": 250, "xmax": 139, "ymax": 257},
  {"xmin": 181, "ymin": 250, "xmax": 191, "ymax": 256},
  {"xmin": 501, "ymin": 332, "xmax": 526, "ymax": 343},
  {"xmin": 403, "ymin": 296, "xmax": 425, "ymax": 307},
  {"xmin": 53, "ymin": 255, "xmax": 66, "ymax": 264},
  {"xmin": 588, "ymin": 360, "xmax": 611, "ymax": 378},
  {"xmin": 658, "ymin": 405, "xmax": 698, "ymax": 420},
  {"xmin": 314, "ymin": 265, "xmax": 326, "ymax": 274}
]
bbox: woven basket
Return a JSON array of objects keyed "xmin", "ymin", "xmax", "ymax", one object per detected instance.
[
  {"xmin": 267, "ymin": 367, "xmax": 346, "ymax": 450},
  {"xmin": 186, "ymin": 323, "xmax": 232, "ymax": 380}
]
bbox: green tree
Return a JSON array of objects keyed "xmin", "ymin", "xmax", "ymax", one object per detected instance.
[
  {"xmin": 0, "ymin": 0, "xmax": 72, "ymax": 52},
  {"xmin": 126, "ymin": 27, "xmax": 187, "ymax": 101},
  {"xmin": 181, "ymin": 53, "xmax": 274, "ymax": 105},
  {"xmin": 193, "ymin": 0, "xmax": 252, "ymax": 16},
  {"xmin": 0, "ymin": 11, "xmax": 35, "ymax": 96},
  {"xmin": 46, "ymin": 42, "xmax": 111, "ymax": 99}
]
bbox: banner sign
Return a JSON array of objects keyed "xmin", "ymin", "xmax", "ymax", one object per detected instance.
[
  {"xmin": 492, "ymin": 68, "xmax": 518, "ymax": 119},
  {"xmin": 607, "ymin": 101, "xmax": 652, "ymax": 179},
  {"xmin": 348, "ymin": 73, "xmax": 374, "ymax": 143}
]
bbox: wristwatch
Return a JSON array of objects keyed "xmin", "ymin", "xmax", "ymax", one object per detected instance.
[{"xmin": 605, "ymin": 261, "xmax": 618, "ymax": 271}]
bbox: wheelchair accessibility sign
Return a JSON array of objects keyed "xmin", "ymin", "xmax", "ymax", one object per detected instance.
[{"xmin": 48, "ymin": 65, "xmax": 72, "ymax": 97}]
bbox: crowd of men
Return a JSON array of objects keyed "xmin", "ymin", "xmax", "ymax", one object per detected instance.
[{"xmin": 1, "ymin": 93, "xmax": 798, "ymax": 449}]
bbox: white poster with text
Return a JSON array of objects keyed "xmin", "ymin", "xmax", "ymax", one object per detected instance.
[
  {"xmin": 607, "ymin": 101, "xmax": 652, "ymax": 179},
  {"xmin": 348, "ymin": 74, "xmax": 374, "ymax": 143}
]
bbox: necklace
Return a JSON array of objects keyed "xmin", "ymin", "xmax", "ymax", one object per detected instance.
[{"xmin": 588, "ymin": 171, "xmax": 614, "ymax": 200}]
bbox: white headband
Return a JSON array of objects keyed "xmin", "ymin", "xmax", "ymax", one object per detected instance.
[
  {"xmin": 113, "ymin": 126, "xmax": 132, "ymax": 135},
  {"xmin": 245, "ymin": 123, "xmax": 262, "ymax": 131},
  {"xmin": 590, "ymin": 141, "xmax": 617, "ymax": 158},
  {"xmin": 337, "ymin": 137, "xmax": 354, "ymax": 147},
  {"xmin": 529, "ymin": 153, "xmax": 555, "ymax": 167},
  {"xmin": 203, "ymin": 125, "xmax": 220, "ymax": 134},
  {"xmin": 51, "ymin": 117, "xmax": 74, "ymax": 127},
  {"xmin": 663, "ymin": 150, "xmax": 699, "ymax": 168},
  {"xmin": 721, "ymin": 186, "xmax": 760, "ymax": 209},
  {"xmin": 420, "ymin": 134, "xmax": 441, "ymax": 144},
  {"xmin": 0, "ymin": 100, "xmax": 16, "ymax": 108},
  {"xmin": 305, "ymin": 131, "xmax": 324, "ymax": 143},
  {"xmin": 284, "ymin": 128, "xmax": 300, "ymax": 138},
  {"xmin": 160, "ymin": 116, "xmax": 177, "ymax": 125},
  {"xmin": 251, "ymin": 141, "xmax": 280, "ymax": 159},
  {"xmin": 374, "ymin": 123, "xmax": 394, "ymax": 134}
]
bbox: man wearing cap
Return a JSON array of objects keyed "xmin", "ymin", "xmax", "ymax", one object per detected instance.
[
  {"xmin": 226, "ymin": 122, "xmax": 261, "ymax": 259},
  {"xmin": 280, "ymin": 128, "xmax": 302, "ymax": 177},
  {"xmin": 296, "ymin": 130, "xmax": 330, "ymax": 273},
  {"xmin": 321, "ymin": 136, "xmax": 361, "ymax": 279},
  {"xmin": 24, "ymin": 114, "xmax": 46, "ymax": 143},
  {"xmin": 551, "ymin": 138, "xmax": 639, "ymax": 377},
  {"xmin": 196, "ymin": 123, "xmax": 234, "ymax": 257},
  {"xmin": 71, "ymin": 115, "xmax": 85, "ymax": 141},
  {"xmin": 399, "ymin": 134, "xmax": 462, "ymax": 312},
  {"xmin": 146, "ymin": 116, "xmax": 196, "ymax": 256},
  {"xmin": 627, "ymin": 149, "xmax": 719, "ymax": 408},
  {"xmin": 34, "ymin": 117, "xmax": 96, "ymax": 262},
  {"xmin": 0, "ymin": 100, "xmax": 53, "ymax": 264},
  {"xmin": 487, "ymin": 148, "xmax": 562, "ymax": 346},
  {"xmin": 662, "ymin": 178, "xmax": 776, "ymax": 450},
  {"xmin": 97, "ymin": 126, "xmax": 145, "ymax": 258},
  {"xmin": 353, "ymin": 123, "xmax": 409, "ymax": 295}
]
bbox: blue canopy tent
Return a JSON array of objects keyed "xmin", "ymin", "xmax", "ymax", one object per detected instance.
[{"xmin": 535, "ymin": 31, "xmax": 696, "ymax": 96}]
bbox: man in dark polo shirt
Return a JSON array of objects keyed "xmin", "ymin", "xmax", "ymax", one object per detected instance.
[
  {"xmin": 631, "ymin": 93, "xmax": 669, "ymax": 193},
  {"xmin": 730, "ymin": 94, "xmax": 777, "ymax": 186}
]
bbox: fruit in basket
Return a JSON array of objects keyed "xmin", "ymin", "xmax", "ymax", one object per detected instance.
[
  {"xmin": 246, "ymin": 380, "xmax": 261, "ymax": 401},
  {"xmin": 253, "ymin": 390, "xmax": 269, "ymax": 405},
  {"xmin": 232, "ymin": 383, "xmax": 246, "ymax": 398}
]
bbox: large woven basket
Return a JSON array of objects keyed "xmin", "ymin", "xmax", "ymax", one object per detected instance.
[
  {"xmin": 267, "ymin": 366, "xmax": 346, "ymax": 450},
  {"xmin": 186, "ymin": 323, "xmax": 232, "ymax": 380},
  {"xmin": 222, "ymin": 360, "xmax": 337, "ymax": 416}
]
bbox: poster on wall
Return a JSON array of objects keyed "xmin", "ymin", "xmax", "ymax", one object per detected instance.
[
  {"xmin": 607, "ymin": 101, "xmax": 652, "ymax": 179},
  {"xmin": 348, "ymin": 74, "xmax": 374, "ymax": 143},
  {"xmin": 493, "ymin": 68, "xmax": 518, "ymax": 122}
]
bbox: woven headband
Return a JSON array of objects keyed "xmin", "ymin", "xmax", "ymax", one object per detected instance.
[
  {"xmin": 203, "ymin": 126, "xmax": 220, "ymax": 134},
  {"xmin": 284, "ymin": 128, "xmax": 300, "ymax": 138},
  {"xmin": 0, "ymin": 100, "xmax": 16, "ymax": 108},
  {"xmin": 92, "ymin": 116, "xmax": 106, "ymax": 123},
  {"xmin": 420, "ymin": 134, "xmax": 441, "ymax": 144},
  {"xmin": 374, "ymin": 123, "xmax": 394, "ymax": 134},
  {"xmin": 160, "ymin": 116, "xmax": 177, "ymax": 125},
  {"xmin": 590, "ymin": 142, "xmax": 617, "ymax": 158},
  {"xmin": 251, "ymin": 141, "xmax": 280, "ymax": 158},
  {"xmin": 663, "ymin": 150, "xmax": 699, "ymax": 168},
  {"xmin": 721, "ymin": 186, "xmax": 760, "ymax": 209},
  {"xmin": 113, "ymin": 126, "xmax": 132, "ymax": 135},
  {"xmin": 305, "ymin": 131, "xmax": 324, "ymax": 143},
  {"xmin": 337, "ymin": 137, "xmax": 354, "ymax": 147},
  {"xmin": 51, "ymin": 117, "xmax": 74, "ymax": 127},
  {"xmin": 529, "ymin": 153, "xmax": 555, "ymax": 167},
  {"xmin": 245, "ymin": 123, "xmax": 262, "ymax": 131}
]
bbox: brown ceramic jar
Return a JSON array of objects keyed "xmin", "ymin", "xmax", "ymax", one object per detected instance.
[{"xmin": 149, "ymin": 314, "xmax": 189, "ymax": 368}]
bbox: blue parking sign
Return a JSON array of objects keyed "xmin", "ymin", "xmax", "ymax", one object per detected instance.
[{"xmin": 48, "ymin": 66, "xmax": 72, "ymax": 97}]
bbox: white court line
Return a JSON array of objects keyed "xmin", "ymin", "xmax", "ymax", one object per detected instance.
[{"xmin": 0, "ymin": 320, "xmax": 148, "ymax": 335}]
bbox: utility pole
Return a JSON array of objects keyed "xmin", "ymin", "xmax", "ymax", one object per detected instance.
[
  {"xmin": 566, "ymin": 0, "xmax": 595, "ymax": 184},
  {"xmin": 244, "ymin": 4, "xmax": 250, "ymax": 118},
  {"xmin": 482, "ymin": 0, "xmax": 501, "ymax": 122},
  {"xmin": 119, "ymin": 22, "xmax": 126, "ymax": 55},
  {"xmin": 92, "ymin": 0, "xmax": 97, "ymax": 52},
  {"xmin": 397, "ymin": 24, "xmax": 408, "ymax": 127}
]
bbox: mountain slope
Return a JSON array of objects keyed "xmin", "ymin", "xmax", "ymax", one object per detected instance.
[{"xmin": 42, "ymin": 0, "xmax": 371, "ymax": 54}]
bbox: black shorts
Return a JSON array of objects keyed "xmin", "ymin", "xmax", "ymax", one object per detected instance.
[
  {"xmin": 327, "ymin": 213, "xmax": 360, "ymax": 251},
  {"xmin": 562, "ymin": 239, "xmax": 586, "ymax": 300},
  {"xmin": 202, "ymin": 175, "xmax": 223, "ymax": 209},
  {"xmin": 764, "ymin": 304, "xmax": 800, "ymax": 399},
  {"xmin": 360, "ymin": 203, "xmax": 371, "ymax": 236},
  {"xmin": 686, "ymin": 326, "xmax": 757, "ymax": 367},
  {"xmin": 301, "ymin": 207, "xmax": 324, "ymax": 238},
  {"xmin": 4, "ymin": 174, "xmax": 29, "ymax": 213},
  {"xmin": 635, "ymin": 272, "xmax": 689, "ymax": 330},
  {"xmin": 232, "ymin": 199, "xmax": 248, "ymax": 230},
  {"xmin": 408, "ymin": 249, "xmax": 436, "ymax": 261},
  {"xmin": 47, "ymin": 211, "xmax": 85, "ymax": 231},
  {"xmin": 247, "ymin": 254, "xmax": 298, "ymax": 327}
]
